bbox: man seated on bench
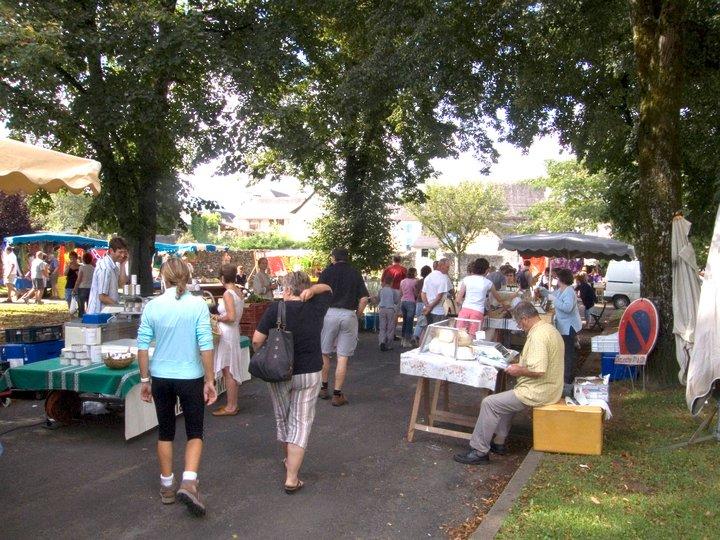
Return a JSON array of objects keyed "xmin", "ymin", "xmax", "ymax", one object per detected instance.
[{"xmin": 454, "ymin": 301, "xmax": 564, "ymax": 465}]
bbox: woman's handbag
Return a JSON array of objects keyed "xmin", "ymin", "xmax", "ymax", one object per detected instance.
[{"xmin": 249, "ymin": 301, "xmax": 294, "ymax": 382}]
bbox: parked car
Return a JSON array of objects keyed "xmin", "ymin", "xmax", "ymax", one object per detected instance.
[{"xmin": 603, "ymin": 260, "xmax": 641, "ymax": 309}]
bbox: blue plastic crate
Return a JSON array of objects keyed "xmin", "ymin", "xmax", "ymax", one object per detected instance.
[
  {"xmin": 82, "ymin": 313, "xmax": 113, "ymax": 324},
  {"xmin": 601, "ymin": 352, "xmax": 637, "ymax": 382},
  {"xmin": 364, "ymin": 313, "xmax": 379, "ymax": 331},
  {"xmin": 1, "ymin": 339, "xmax": 64, "ymax": 364}
]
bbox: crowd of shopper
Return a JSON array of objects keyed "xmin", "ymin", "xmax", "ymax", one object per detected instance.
[{"xmin": 1, "ymin": 241, "xmax": 607, "ymax": 517}]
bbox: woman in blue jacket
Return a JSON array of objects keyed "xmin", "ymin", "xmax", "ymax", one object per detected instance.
[{"xmin": 539, "ymin": 268, "xmax": 583, "ymax": 383}]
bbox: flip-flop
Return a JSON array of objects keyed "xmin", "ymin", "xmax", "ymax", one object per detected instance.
[
  {"xmin": 211, "ymin": 406, "xmax": 239, "ymax": 416},
  {"xmin": 284, "ymin": 480, "xmax": 304, "ymax": 495}
]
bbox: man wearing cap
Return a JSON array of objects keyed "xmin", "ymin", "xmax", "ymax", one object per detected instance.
[{"xmin": 318, "ymin": 248, "xmax": 370, "ymax": 406}]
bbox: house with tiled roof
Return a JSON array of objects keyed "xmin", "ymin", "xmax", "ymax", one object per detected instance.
[
  {"xmin": 228, "ymin": 188, "xmax": 323, "ymax": 241},
  {"xmin": 391, "ymin": 181, "xmax": 546, "ymax": 270}
]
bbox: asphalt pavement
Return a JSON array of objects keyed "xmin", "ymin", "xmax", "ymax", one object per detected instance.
[{"xmin": 0, "ymin": 332, "xmax": 527, "ymax": 539}]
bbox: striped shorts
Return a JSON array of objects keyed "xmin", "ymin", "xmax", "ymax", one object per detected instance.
[{"xmin": 267, "ymin": 371, "xmax": 322, "ymax": 449}]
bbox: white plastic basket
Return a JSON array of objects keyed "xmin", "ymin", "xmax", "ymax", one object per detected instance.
[{"xmin": 591, "ymin": 333, "xmax": 620, "ymax": 353}]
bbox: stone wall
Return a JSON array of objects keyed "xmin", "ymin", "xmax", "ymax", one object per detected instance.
[{"xmin": 185, "ymin": 250, "xmax": 256, "ymax": 281}]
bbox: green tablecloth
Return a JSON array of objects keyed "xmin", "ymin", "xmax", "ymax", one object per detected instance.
[
  {"xmin": 0, "ymin": 336, "xmax": 250, "ymax": 397},
  {"xmin": 2, "ymin": 359, "xmax": 140, "ymax": 397}
]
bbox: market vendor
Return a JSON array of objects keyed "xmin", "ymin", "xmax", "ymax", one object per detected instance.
[
  {"xmin": 250, "ymin": 257, "xmax": 277, "ymax": 300},
  {"xmin": 87, "ymin": 236, "xmax": 129, "ymax": 314},
  {"xmin": 454, "ymin": 301, "xmax": 564, "ymax": 465}
]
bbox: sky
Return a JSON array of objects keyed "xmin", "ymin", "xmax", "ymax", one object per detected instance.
[
  {"xmin": 187, "ymin": 133, "xmax": 572, "ymax": 213},
  {"xmin": 2, "ymin": 121, "xmax": 572, "ymax": 212}
]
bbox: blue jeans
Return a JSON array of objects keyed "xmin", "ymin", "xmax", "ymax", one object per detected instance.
[{"xmin": 400, "ymin": 301, "xmax": 416, "ymax": 339}]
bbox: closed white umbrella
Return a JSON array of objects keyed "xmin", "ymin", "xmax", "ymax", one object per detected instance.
[
  {"xmin": 672, "ymin": 215, "xmax": 702, "ymax": 384},
  {"xmin": 686, "ymin": 206, "xmax": 720, "ymax": 415},
  {"xmin": 0, "ymin": 138, "xmax": 101, "ymax": 195}
]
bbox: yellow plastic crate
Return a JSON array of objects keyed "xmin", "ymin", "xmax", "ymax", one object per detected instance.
[{"xmin": 533, "ymin": 402, "xmax": 604, "ymax": 455}]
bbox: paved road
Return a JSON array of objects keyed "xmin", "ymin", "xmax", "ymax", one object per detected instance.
[{"xmin": 0, "ymin": 333, "xmax": 526, "ymax": 539}]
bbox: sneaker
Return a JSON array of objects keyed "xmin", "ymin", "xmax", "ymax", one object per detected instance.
[
  {"xmin": 380, "ymin": 343, "xmax": 387, "ymax": 351},
  {"xmin": 453, "ymin": 449, "xmax": 490, "ymax": 465},
  {"xmin": 490, "ymin": 442, "xmax": 508, "ymax": 455},
  {"xmin": 319, "ymin": 387, "xmax": 330, "ymax": 400},
  {"xmin": 160, "ymin": 482, "xmax": 176, "ymax": 504},
  {"xmin": 176, "ymin": 479, "xmax": 206, "ymax": 517},
  {"xmin": 331, "ymin": 393, "xmax": 348, "ymax": 407}
]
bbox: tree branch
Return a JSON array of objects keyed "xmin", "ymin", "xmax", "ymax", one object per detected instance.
[{"xmin": 53, "ymin": 65, "xmax": 87, "ymax": 94}]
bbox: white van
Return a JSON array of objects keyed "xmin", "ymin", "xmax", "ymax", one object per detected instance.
[{"xmin": 603, "ymin": 260, "xmax": 641, "ymax": 309}]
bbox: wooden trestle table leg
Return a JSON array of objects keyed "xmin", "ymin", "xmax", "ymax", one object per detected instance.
[{"xmin": 407, "ymin": 377, "xmax": 425, "ymax": 442}]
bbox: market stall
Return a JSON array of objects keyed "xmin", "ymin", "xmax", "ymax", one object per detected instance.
[
  {"xmin": 0, "ymin": 335, "xmax": 251, "ymax": 439},
  {"xmin": 401, "ymin": 318, "xmax": 518, "ymax": 442},
  {"xmin": 0, "ymin": 138, "xmax": 101, "ymax": 195},
  {"xmin": 2, "ymin": 232, "xmax": 110, "ymax": 294},
  {"xmin": 499, "ymin": 232, "xmax": 636, "ymax": 327}
]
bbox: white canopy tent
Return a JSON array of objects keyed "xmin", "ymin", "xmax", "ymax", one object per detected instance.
[
  {"xmin": 0, "ymin": 138, "xmax": 101, "ymax": 195},
  {"xmin": 686, "ymin": 205, "xmax": 720, "ymax": 417},
  {"xmin": 671, "ymin": 215, "xmax": 702, "ymax": 384}
]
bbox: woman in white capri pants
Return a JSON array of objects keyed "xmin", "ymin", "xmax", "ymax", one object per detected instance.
[{"xmin": 253, "ymin": 272, "xmax": 332, "ymax": 494}]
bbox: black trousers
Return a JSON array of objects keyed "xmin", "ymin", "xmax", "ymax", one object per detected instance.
[
  {"xmin": 562, "ymin": 327, "xmax": 577, "ymax": 384},
  {"xmin": 151, "ymin": 376, "xmax": 205, "ymax": 441}
]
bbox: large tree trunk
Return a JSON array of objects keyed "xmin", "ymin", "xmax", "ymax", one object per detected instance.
[
  {"xmin": 630, "ymin": 0, "xmax": 685, "ymax": 384},
  {"xmin": 131, "ymin": 185, "xmax": 158, "ymax": 297}
]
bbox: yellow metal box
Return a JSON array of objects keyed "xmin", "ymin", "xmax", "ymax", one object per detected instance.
[{"xmin": 533, "ymin": 402, "xmax": 604, "ymax": 455}]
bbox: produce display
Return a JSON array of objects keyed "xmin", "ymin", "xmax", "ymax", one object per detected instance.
[{"xmin": 418, "ymin": 318, "xmax": 518, "ymax": 366}]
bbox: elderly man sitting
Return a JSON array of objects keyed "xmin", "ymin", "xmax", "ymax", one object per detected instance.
[{"xmin": 454, "ymin": 301, "xmax": 564, "ymax": 465}]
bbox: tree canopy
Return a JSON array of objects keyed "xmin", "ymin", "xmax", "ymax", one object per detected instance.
[
  {"xmin": 520, "ymin": 160, "xmax": 609, "ymax": 235},
  {"xmin": 408, "ymin": 182, "xmax": 507, "ymax": 276},
  {"xmin": 222, "ymin": 1, "xmax": 498, "ymax": 269},
  {"xmin": 0, "ymin": 192, "xmax": 33, "ymax": 241},
  {"xmin": 425, "ymin": 0, "xmax": 720, "ymax": 382},
  {"xmin": 0, "ymin": 1, "xmax": 285, "ymax": 292}
]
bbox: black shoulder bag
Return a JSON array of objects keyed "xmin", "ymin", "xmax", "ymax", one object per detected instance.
[{"xmin": 249, "ymin": 301, "xmax": 294, "ymax": 382}]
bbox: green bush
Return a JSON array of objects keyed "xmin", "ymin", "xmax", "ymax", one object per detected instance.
[{"xmin": 220, "ymin": 232, "xmax": 309, "ymax": 250}]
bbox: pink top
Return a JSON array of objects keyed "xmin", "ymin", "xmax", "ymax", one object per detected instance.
[{"xmin": 399, "ymin": 278, "xmax": 418, "ymax": 302}]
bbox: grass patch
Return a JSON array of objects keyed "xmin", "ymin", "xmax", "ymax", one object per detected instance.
[
  {"xmin": 0, "ymin": 302, "xmax": 71, "ymax": 342},
  {"xmin": 497, "ymin": 386, "xmax": 720, "ymax": 539}
]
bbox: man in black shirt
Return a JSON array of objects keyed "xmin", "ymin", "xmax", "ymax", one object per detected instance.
[{"xmin": 318, "ymin": 248, "xmax": 370, "ymax": 406}]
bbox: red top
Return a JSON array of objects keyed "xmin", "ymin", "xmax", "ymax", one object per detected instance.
[{"xmin": 381, "ymin": 263, "xmax": 407, "ymax": 290}]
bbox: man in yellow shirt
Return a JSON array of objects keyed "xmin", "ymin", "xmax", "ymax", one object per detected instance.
[{"xmin": 455, "ymin": 301, "xmax": 564, "ymax": 465}]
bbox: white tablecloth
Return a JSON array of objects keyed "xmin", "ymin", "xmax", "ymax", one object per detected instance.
[{"xmin": 400, "ymin": 349, "xmax": 499, "ymax": 391}]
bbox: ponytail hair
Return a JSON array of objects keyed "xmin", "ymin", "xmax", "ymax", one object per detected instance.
[{"xmin": 161, "ymin": 258, "xmax": 191, "ymax": 299}]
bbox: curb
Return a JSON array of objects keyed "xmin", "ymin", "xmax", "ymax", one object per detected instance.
[{"xmin": 470, "ymin": 450, "xmax": 544, "ymax": 539}]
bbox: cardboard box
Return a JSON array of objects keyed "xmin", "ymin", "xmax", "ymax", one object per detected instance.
[
  {"xmin": 533, "ymin": 402, "xmax": 604, "ymax": 455},
  {"xmin": 574, "ymin": 376, "xmax": 609, "ymax": 403}
]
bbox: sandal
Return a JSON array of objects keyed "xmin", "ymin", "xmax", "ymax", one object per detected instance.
[
  {"xmin": 284, "ymin": 480, "xmax": 304, "ymax": 494},
  {"xmin": 211, "ymin": 406, "xmax": 239, "ymax": 417}
]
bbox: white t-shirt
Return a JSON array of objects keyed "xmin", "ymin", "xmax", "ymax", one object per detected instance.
[
  {"xmin": 422, "ymin": 270, "xmax": 452, "ymax": 315},
  {"xmin": 3, "ymin": 252, "xmax": 18, "ymax": 278},
  {"xmin": 460, "ymin": 275, "xmax": 494, "ymax": 313},
  {"xmin": 31, "ymin": 258, "xmax": 46, "ymax": 280}
]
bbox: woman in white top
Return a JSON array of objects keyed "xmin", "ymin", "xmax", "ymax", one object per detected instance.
[
  {"xmin": 211, "ymin": 264, "xmax": 247, "ymax": 416},
  {"xmin": 456, "ymin": 258, "xmax": 508, "ymax": 337}
]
